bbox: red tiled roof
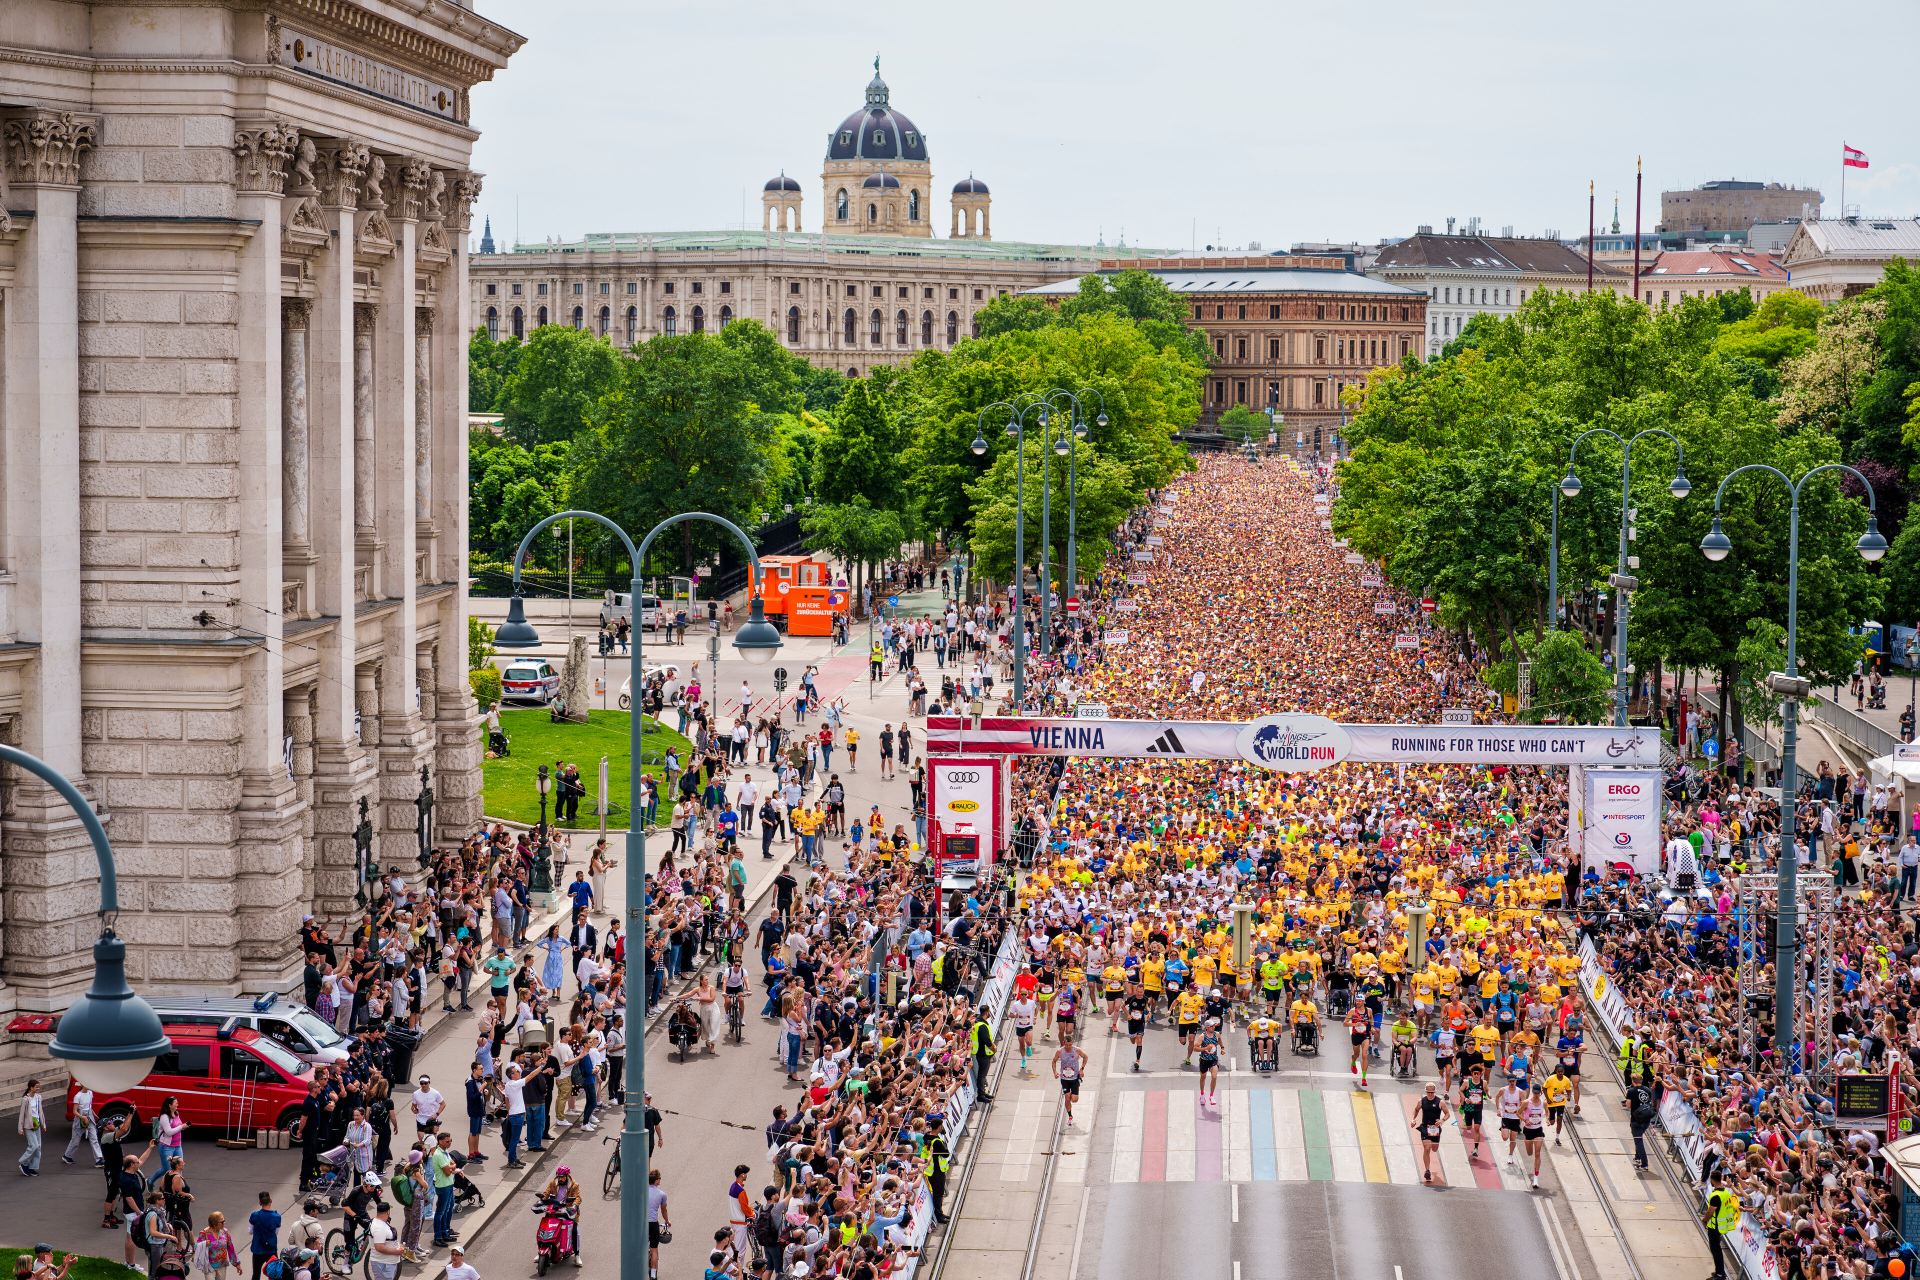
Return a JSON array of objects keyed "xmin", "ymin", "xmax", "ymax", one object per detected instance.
[{"xmin": 1641, "ymin": 251, "xmax": 1787, "ymax": 280}]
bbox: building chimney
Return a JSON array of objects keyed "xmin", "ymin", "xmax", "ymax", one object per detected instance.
[
  {"xmin": 1417, "ymin": 224, "xmax": 1432, "ymax": 235},
  {"xmin": 1445, "ymin": 217, "xmax": 1456, "ymax": 234},
  {"xmin": 1501, "ymin": 225, "xmax": 1513, "ymax": 237}
]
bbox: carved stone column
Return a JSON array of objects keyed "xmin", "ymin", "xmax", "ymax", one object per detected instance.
[
  {"xmin": 284, "ymin": 686, "xmax": 317, "ymax": 907},
  {"xmin": 414, "ymin": 308, "xmax": 433, "ymax": 527},
  {"xmin": 353, "ymin": 304, "xmax": 377, "ymax": 535},
  {"xmin": 1, "ymin": 109, "xmax": 99, "ymax": 1004},
  {"xmin": 281, "ymin": 298, "xmax": 312, "ymax": 551}
]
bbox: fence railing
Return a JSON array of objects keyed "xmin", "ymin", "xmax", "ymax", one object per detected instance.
[{"xmin": 1808, "ymin": 692, "xmax": 1903, "ymax": 760}]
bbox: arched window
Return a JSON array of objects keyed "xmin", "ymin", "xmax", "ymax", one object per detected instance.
[
  {"xmin": 908, "ymin": 189, "xmax": 920, "ymax": 221},
  {"xmin": 847, "ymin": 366, "xmax": 858, "ymax": 378},
  {"xmin": 868, "ymin": 203, "xmax": 877, "ymax": 224},
  {"xmin": 843, "ymin": 308, "xmax": 857, "ymax": 345},
  {"xmin": 836, "ymin": 189, "xmax": 849, "ymax": 220},
  {"xmin": 597, "ymin": 305, "xmax": 609, "ymax": 337},
  {"xmin": 869, "ymin": 308, "xmax": 883, "ymax": 345},
  {"xmin": 571, "ymin": 305, "xmax": 583, "ymax": 329},
  {"xmin": 485, "ymin": 306, "xmax": 499, "ymax": 340},
  {"xmin": 921, "ymin": 310, "xmax": 933, "ymax": 345},
  {"xmin": 625, "ymin": 306, "xmax": 637, "ymax": 346},
  {"xmin": 896, "ymin": 309, "xmax": 908, "ymax": 345},
  {"xmin": 511, "ymin": 306, "xmax": 525, "ymax": 339},
  {"xmin": 691, "ymin": 305, "xmax": 705, "ymax": 334},
  {"xmin": 787, "ymin": 306, "xmax": 802, "ymax": 345},
  {"xmin": 719, "ymin": 305, "xmax": 733, "ymax": 329},
  {"xmin": 537, "ymin": 306, "xmax": 549, "ymax": 327},
  {"xmin": 662, "ymin": 305, "xmax": 677, "ymax": 336},
  {"xmin": 946, "ymin": 311, "xmax": 958, "ymax": 345}
]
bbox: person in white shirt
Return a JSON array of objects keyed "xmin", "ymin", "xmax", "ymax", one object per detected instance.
[
  {"xmin": 444, "ymin": 1245, "xmax": 480, "ymax": 1280},
  {"xmin": 64, "ymin": 1086, "xmax": 102, "ymax": 1166},
  {"xmin": 1901, "ymin": 837, "xmax": 1920, "ymax": 902},
  {"xmin": 366, "ymin": 1201, "xmax": 404, "ymax": 1280},
  {"xmin": 501, "ymin": 1064, "xmax": 528, "ymax": 1169},
  {"xmin": 408, "ymin": 1077, "xmax": 444, "ymax": 1136}
]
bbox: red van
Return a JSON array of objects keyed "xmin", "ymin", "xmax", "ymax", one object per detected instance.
[{"xmin": 68, "ymin": 1023, "xmax": 315, "ymax": 1137}]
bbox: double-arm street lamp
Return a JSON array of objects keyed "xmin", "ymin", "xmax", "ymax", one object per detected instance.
[
  {"xmin": 1699, "ymin": 464, "xmax": 1886, "ymax": 1066},
  {"xmin": 0, "ymin": 744, "xmax": 173, "ymax": 1093},
  {"xmin": 1041, "ymin": 387, "xmax": 1108, "ymax": 618},
  {"xmin": 971, "ymin": 398, "xmax": 1050, "ymax": 705},
  {"xmin": 1557, "ymin": 428, "xmax": 1692, "ymax": 725},
  {"xmin": 492, "ymin": 510, "xmax": 781, "ymax": 1280}
]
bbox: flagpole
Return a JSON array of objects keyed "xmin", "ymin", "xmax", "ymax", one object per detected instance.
[
  {"xmin": 1841, "ymin": 146, "xmax": 1846, "ymax": 218},
  {"xmin": 1587, "ymin": 180, "xmax": 1595, "ymax": 293},
  {"xmin": 1632, "ymin": 157, "xmax": 1643, "ymax": 302}
]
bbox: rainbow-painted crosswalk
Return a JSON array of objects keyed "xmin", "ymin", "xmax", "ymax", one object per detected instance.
[{"xmin": 1108, "ymin": 1086, "xmax": 1544, "ymax": 1192}]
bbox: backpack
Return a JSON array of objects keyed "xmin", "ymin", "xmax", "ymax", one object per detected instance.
[
  {"xmin": 390, "ymin": 1170, "xmax": 414, "ymax": 1207},
  {"xmin": 130, "ymin": 1208, "xmax": 153, "ymax": 1251},
  {"xmin": 262, "ymin": 1260, "xmax": 285, "ymax": 1280}
]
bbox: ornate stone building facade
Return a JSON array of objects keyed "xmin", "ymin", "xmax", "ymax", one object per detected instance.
[
  {"xmin": 0, "ymin": 0, "xmax": 519, "ymax": 1022},
  {"xmin": 471, "ymin": 63, "xmax": 1158, "ymax": 376}
]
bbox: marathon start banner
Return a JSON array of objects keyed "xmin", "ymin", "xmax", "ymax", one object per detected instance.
[{"xmin": 925, "ymin": 714, "xmax": 1659, "ymax": 770}]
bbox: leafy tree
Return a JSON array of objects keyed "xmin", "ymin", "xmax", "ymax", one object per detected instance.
[
  {"xmin": 1217, "ymin": 404, "xmax": 1263, "ymax": 443},
  {"xmin": 719, "ymin": 317, "xmax": 809, "ymax": 414},
  {"xmin": 801, "ymin": 496, "xmax": 907, "ymax": 608},
  {"xmin": 468, "ymin": 615, "xmax": 496, "ymax": 671},
  {"xmin": 497, "ymin": 324, "xmax": 624, "ymax": 448},
  {"xmin": 972, "ymin": 294, "xmax": 1056, "ymax": 338},
  {"xmin": 1879, "ymin": 518, "xmax": 1920, "ymax": 628},
  {"xmin": 816, "ymin": 377, "xmax": 907, "ymax": 510},
  {"xmin": 1714, "ymin": 290, "xmax": 1822, "ymax": 368},
  {"xmin": 468, "ymin": 431, "xmax": 569, "ymax": 562},
  {"xmin": 1778, "ymin": 295, "xmax": 1884, "ymax": 446},
  {"xmin": 565, "ymin": 331, "xmax": 779, "ymax": 571},
  {"xmin": 469, "ymin": 328, "xmax": 522, "ymax": 413},
  {"xmin": 469, "ymin": 666, "xmax": 502, "ymax": 713},
  {"xmin": 965, "ymin": 437, "xmax": 1138, "ymax": 588},
  {"xmin": 1484, "ymin": 629, "xmax": 1614, "ymax": 725}
]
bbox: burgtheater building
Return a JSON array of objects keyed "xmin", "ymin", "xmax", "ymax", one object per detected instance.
[
  {"xmin": 0, "ymin": 0, "xmax": 519, "ymax": 1026},
  {"xmin": 469, "ymin": 62, "xmax": 1160, "ymax": 376}
]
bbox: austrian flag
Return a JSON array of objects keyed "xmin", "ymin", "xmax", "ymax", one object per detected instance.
[{"xmin": 1844, "ymin": 144, "xmax": 1870, "ymax": 169}]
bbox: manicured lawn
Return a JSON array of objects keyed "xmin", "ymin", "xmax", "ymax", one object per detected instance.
[
  {"xmin": 482, "ymin": 708, "xmax": 692, "ymax": 827},
  {"xmin": 0, "ymin": 1250, "xmax": 135, "ymax": 1280}
]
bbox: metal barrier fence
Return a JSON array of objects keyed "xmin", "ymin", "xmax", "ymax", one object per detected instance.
[{"xmin": 1809, "ymin": 693, "xmax": 1903, "ymax": 760}]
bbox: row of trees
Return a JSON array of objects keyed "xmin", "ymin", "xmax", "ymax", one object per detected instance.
[
  {"xmin": 465, "ymin": 269, "xmax": 1207, "ymax": 598},
  {"xmin": 1331, "ymin": 268, "xmax": 1920, "ymax": 737}
]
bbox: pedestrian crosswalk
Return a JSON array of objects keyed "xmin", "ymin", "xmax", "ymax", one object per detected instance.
[{"xmin": 1108, "ymin": 1085, "xmax": 1544, "ymax": 1193}]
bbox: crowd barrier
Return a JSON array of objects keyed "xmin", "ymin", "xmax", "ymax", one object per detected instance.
[
  {"xmin": 894, "ymin": 920, "xmax": 1025, "ymax": 1280},
  {"xmin": 1575, "ymin": 936, "xmax": 1779, "ymax": 1280}
]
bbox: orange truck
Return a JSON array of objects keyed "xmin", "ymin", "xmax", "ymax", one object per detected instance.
[{"xmin": 755, "ymin": 554, "xmax": 849, "ymax": 636}]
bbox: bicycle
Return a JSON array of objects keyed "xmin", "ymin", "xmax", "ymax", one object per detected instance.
[
  {"xmin": 323, "ymin": 1221, "xmax": 370, "ymax": 1278},
  {"xmin": 602, "ymin": 1135, "xmax": 621, "ymax": 1199},
  {"xmin": 727, "ymin": 993, "xmax": 746, "ymax": 1044}
]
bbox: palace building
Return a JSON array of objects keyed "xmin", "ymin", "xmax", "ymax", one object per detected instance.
[
  {"xmin": 468, "ymin": 62, "xmax": 1162, "ymax": 376},
  {"xmin": 0, "ymin": 0, "xmax": 518, "ymax": 1024}
]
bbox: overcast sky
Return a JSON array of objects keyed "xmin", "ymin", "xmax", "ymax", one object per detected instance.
[{"xmin": 469, "ymin": 0, "xmax": 1917, "ymax": 253}]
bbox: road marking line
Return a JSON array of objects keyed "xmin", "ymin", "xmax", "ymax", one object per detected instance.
[
  {"xmin": 1232, "ymin": 1182, "xmax": 1240, "ymax": 1223},
  {"xmin": 1225, "ymin": 1086, "xmax": 1253, "ymax": 1183},
  {"xmin": 1165, "ymin": 1087, "xmax": 1197, "ymax": 1181},
  {"xmin": 1066, "ymin": 1184, "xmax": 1091, "ymax": 1280},
  {"xmin": 1323, "ymin": 1089, "xmax": 1366, "ymax": 1182},
  {"xmin": 1277, "ymin": 1087, "xmax": 1313, "ymax": 1181},
  {"xmin": 1112, "ymin": 1089, "xmax": 1143, "ymax": 1184},
  {"xmin": 1350, "ymin": 1090, "xmax": 1391, "ymax": 1183},
  {"xmin": 1374, "ymin": 1090, "xmax": 1421, "ymax": 1185}
]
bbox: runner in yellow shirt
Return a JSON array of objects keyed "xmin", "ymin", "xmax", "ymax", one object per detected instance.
[
  {"xmin": 1175, "ymin": 989, "xmax": 1206, "ymax": 1065},
  {"xmin": 1542, "ymin": 1066, "xmax": 1574, "ymax": 1145}
]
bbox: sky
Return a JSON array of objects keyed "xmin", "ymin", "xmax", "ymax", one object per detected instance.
[{"xmin": 468, "ymin": 0, "xmax": 1919, "ymax": 253}]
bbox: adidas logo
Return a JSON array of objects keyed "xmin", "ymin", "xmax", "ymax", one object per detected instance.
[{"xmin": 1144, "ymin": 728, "xmax": 1186, "ymax": 755}]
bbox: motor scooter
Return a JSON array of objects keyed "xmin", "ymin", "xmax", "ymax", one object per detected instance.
[{"xmin": 533, "ymin": 1196, "xmax": 578, "ymax": 1274}]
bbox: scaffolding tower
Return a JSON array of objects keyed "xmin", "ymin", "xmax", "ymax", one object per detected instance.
[{"xmin": 1735, "ymin": 872, "xmax": 1837, "ymax": 1088}]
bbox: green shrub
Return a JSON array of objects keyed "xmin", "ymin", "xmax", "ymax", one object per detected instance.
[{"xmin": 469, "ymin": 666, "xmax": 502, "ymax": 711}]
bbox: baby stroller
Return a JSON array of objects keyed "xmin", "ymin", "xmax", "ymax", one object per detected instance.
[
  {"xmin": 305, "ymin": 1146, "xmax": 354, "ymax": 1206},
  {"xmin": 488, "ymin": 727, "xmax": 511, "ymax": 757},
  {"xmin": 447, "ymin": 1152, "xmax": 486, "ymax": 1212}
]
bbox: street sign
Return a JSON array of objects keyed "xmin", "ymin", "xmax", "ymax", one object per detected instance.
[
  {"xmin": 773, "ymin": 666, "xmax": 788, "ymax": 693},
  {"xmin": 1065, "ymin": 597, "xmax": 1081, "ymax": 614},
  {"xmin": 1420, "ymin": 598, "xmax": 1436, "ymax": 614},
  {"xmin": 1441, "ymin": 707, "xmax": 1474, "ymax": 725},
  {"xmin": 1074, "ymin": 702, "xmax": 1108, "ymax": 719},
  {"xmin": 1126, "ymin": 573, "xmax": 1148, "ymax": 585},
  {"xmin": 1703, "ymin": 738, "xmax": 1719, "ymax": 759},
  {"xmin": 1394, "ymin": 634, "xmax": 1419, "ymax": 650},
  {"xmin": 886, "ymin": 594, "xmax": 899, "ymax": 608}
]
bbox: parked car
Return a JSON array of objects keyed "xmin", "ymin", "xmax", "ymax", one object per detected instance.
[
  {"xmin": 70, "ymin": 1023, "xmax": 315, "ymax": 1137},
  {"xmin": 600, "ymin": 592, "xmax": 666, "ymax": 631},
  {"xmin": 500, "ymin": 659, "xmax": 562, "ymax": 704},
  {"xmin": 141, "ymin": 993, "xmax": 349, "ymax": 1068}
]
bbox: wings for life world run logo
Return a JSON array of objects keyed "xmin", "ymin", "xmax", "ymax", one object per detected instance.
[{"xmin": 1235, "ymin": 715, "xmax": 1352, "ymax": 772}]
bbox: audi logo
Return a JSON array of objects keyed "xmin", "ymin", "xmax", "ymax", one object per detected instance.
[{"xmin": 943, "ymin": 771, "xmax": 983, "ymax": 783}]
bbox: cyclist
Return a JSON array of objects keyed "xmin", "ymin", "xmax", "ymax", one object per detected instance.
[
  {"xmin": 1388, "ymin": 1009, "xmax": 1418, "ymax": 1076},
  {"xmin": 340, "ymin": 1174, "xmax": 379, "ymax": 1258},
  {"xmin": 1345, "ymin": 1002, "xmax": 1372, "ymax": 1088},
  {"xmin": 1410, "ymin": 1082, "xmax": 1451, "ymax": 1184},
  {"xmin": 722, "ymin": 960, "xmax": 750, "ymax": 1040},
  {"xmin": 1196, "ymin": 1018, "xmax": 1223, "ymax": 1108}
]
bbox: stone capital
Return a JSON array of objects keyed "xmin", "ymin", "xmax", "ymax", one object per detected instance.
[
  {"xmin": 388, "ymin": 157, "xmax": 430, "ymax": 223},
  {"xmin": 416, "ymin": 307, "xmax": 436, "ymax": 338},
  {"xmin": 283, "ymin": 297, "xmax": 312, "ymax": 331},
  {"xmin": 448, "ymin": 171, "xmax": 482, "ymax": 235},
  {"xmin": 354, "ymin": 302, "xmax": 378, "ymax": 337},
  {"xmin": 2, "ymin": 109, "xmax": 97, "ymax": 189},
  {"xmin": 233, "ymin": 119, "xmax": 300, "ymax": 195},
  {"xmin": 318, "ymin": 139, "xmax": 370, "ymax": 210}
]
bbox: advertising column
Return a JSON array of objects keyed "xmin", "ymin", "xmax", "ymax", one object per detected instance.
[
  {"xmin": 927, "ymin": 755, "xmax": 1004, "ymax": 873},
  {"xmin": 1579, "ymin": 767, "xmax": 1664, "ymax": 876}
]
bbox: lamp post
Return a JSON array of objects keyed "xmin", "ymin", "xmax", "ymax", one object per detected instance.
[
  {"xmin": 1905, "ymin": 631, "xmax": 1918, "ymax": 743},
  {"xmin": 1041, "ymin": 387, "xmax": 1107, "ymax": 616},
  {"xmin": 493, "ymin": 509, "xmax": 781, "ymax": 1280},
  {"xmin": 0, "ymin": 744, "xmax": 173, "ymax": 1094},
  {"xmin": 532, "ymin": 765, "xmax": 553, "ymax": 897},
  {"xmin": 1558, "ymin": 428, "xmax": 1691, "ymax": 726},
  {"xmin": 971, "ymin": 399, "xmax": 1049, "ymax": 706},
  {"xmin": 1698, "ymin": 463, "xmax": 1886, "ymax": 1067}
]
